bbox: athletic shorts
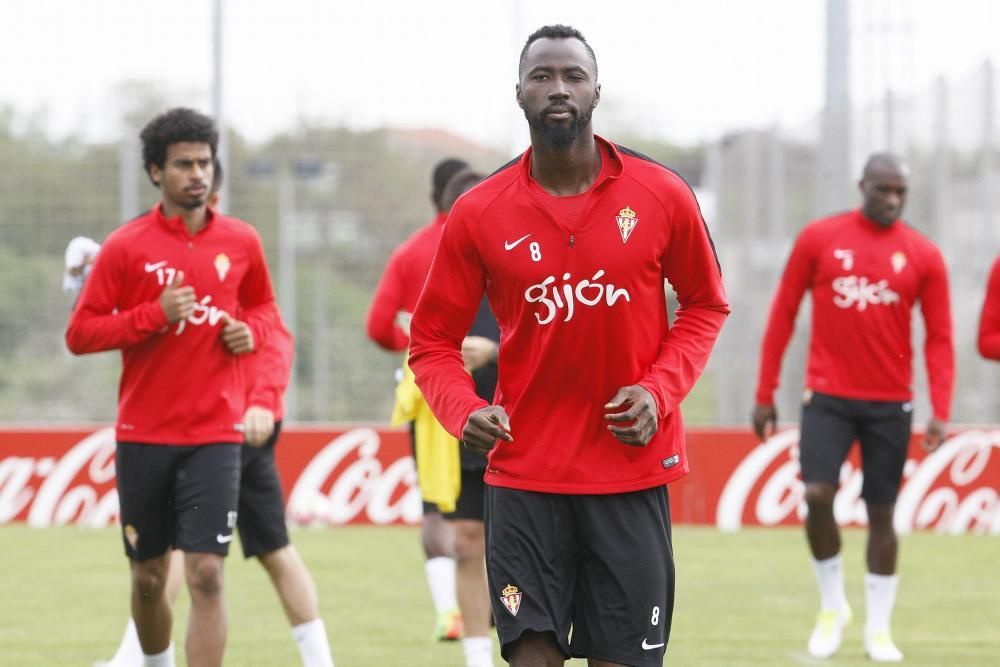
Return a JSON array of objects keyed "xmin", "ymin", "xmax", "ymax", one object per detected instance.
[
  {"xmin": 116, "ymin": 442, "xmax": 241, "ymax": 561},
  {"xmin": 237, "ymin": 421, "xmax": 291, "ymax": 558},
  {"xmin": 799, "ymin": 391, "xmax": 913, "ymax": 504},
  {"xmin": 442, "ymin": 468, "xmax": 486, "ymax": 522},
  {"xmin": 484, "ymin": 485, "xmax": 674, "ymax": 666}
]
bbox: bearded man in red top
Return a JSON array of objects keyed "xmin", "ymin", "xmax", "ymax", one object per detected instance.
[
  {"xmin": 409, "ymin": 24, "xmax": 729, "ymax": 667},
  {"xmin": 752, "ymin": 153, "xmax": 954, "ymax": 662},
  {"xmin": 66, "ymin": 108, "xmax": 278, "ymax": 667}
]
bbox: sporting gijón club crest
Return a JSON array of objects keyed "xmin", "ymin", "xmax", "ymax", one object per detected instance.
[
  {"xmin": 500, "ymin": 583, "xmax": 522, "ymax": 616},
  {"xmin": 616, "ymin": 205, "xmax": 638, "ymax": 243}
]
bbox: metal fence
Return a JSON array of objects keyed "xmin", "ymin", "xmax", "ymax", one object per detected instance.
[
  {"xmin": 705, "ymin": 61, "xmax": 1000, "ymax": 427},
  {"xmin": 1, "ymin": 62, "xmax": 998, "ymax": 427}
]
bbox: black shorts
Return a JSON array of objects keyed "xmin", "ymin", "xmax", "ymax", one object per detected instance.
[
  {"xmin": 799, "ymin": 391, "xmax": 913, "ymax": 504},
  {"xmin": 485, "ymin": 485, "xmax": 674, "ymax": 666},
  {"xmin": 116, "ymin": 442, "xmax": 241, "ymax": 561},
  {"xmin": 442, "ymin": 468, "xmax": 486, "ymax": 521},
  {"xmin": 237, "ymin": 421, "xmax": 291, "ymax": 558}
]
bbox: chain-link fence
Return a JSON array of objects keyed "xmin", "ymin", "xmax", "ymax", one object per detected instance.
[
  {"xmin": 704, "ymin": 61, "xmax": 1000, "ymax": 427},
  {"xmin": 1, "ymin": 62, "xmax": 998, "ymax": 426}
]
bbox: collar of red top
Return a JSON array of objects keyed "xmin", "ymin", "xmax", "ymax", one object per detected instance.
[
  {"xmin": 433, "ymin": 211, "xmax": 447, "ymax": 226},
  {"xmin": 855, "ymin": 208, "xmax": 900, "ymax": 230},
  {"xmin": 154, "ymin": 202, "xmax": 217, "ymax": 237},
  {"xmin": 518, "ymin": 134, "xmax": 624, "ymax": 193}
]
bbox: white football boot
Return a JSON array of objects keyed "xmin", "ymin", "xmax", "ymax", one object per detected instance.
[
  {"xmin": 865, "ymin": 629, "xmax": 904, "ymax": 662},
  {"xmin": 807, "ymin": 604, "xmax": 852, "ymax": 659}
]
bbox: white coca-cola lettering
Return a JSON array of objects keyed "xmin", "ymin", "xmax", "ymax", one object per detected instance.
[
  {"xmin": 287, "ymin": 428, "xmax": 421, "ymax": 526},
  {"xmin": 0, "ymin": 457, "xmax": 37, "ymax": 522},
  {"xmin": 719, "ymin": 433, "xmax": 869, "ymax": 530},
  {"xmin": 894, "ymin": 429, "xmax": 1000, "ymax": 535},
  {"xmin": 26, "ymin": 427, "xmax": 118, "ymax": 528},
  {"xmin": 718, "ymin": 429, "xmax": 1000, "ymax": 534},
  {"xmin": 717, "ymin": 430, "xmax": 799, "ymax": 532}
]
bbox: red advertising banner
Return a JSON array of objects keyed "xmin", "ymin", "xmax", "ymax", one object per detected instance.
[{"xmin": 1, "ymin": 426, "xmax": 998, "ymax": 533}]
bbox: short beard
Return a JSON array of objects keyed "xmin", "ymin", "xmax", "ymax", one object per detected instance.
[{"xmin": 525, "ymin": 98, "xmax": 596, "ymax": 150}]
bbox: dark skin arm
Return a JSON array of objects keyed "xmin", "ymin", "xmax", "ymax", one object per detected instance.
[
  {"xmin": 604, "ymin": 385, "xmax": 659, "ymax": 446},
  {"xmin": 752, "ymin": 403, "xmax": 777, "ymax": 441},
  {"xmin": 463, "ymin": 384, "xmax": 660, "ymax": 453},
  {"xmin": 461, "ymin": 405, "xmax": 513, "ymax": 455},
  {"xmin": 924, "ymin": 417, "xmax": 946, "ymax": 453}
]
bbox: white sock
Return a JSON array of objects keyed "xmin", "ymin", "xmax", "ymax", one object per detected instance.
[
  {"xmin": 811, "ymin": 554, "xmax": 848, "ymax": 612},
  {"xmin": 865, "ymin": 572, "xmax": 899, "ymax": 634},
  {"xmin": 425, "ymin": 556, "xmax": 458, "ymax": 613},
  {"xmin": 462, "ymin": 635, "xmax": 494, "ymax": 667},
  {"xmin": 291, "ymin": 618, "xmax": 335, "ymax": 667},
  {"xmin": 142, "ymin": 642, "xmax": 175, "ymax": 667},
  {"xmin": 106, "ymin": 618, "xmax": 144, "ymax": 667}
]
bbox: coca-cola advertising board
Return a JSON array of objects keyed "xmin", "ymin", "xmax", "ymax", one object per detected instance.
[{"xmin": 1, "ymin": 426, "xmax": 998, "ymax": 533}]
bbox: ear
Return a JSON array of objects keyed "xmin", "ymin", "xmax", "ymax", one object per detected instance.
[
  {"xmin": 593, "ymin": 83, "xmax": 601, "ymax": 109},
  {"xmin": 515, "ymin": 83, "xmax": 524, "ymax": 109},
  {"xmin": 149, "ymin": 164, "xmax": 163, "ymax": 188}
]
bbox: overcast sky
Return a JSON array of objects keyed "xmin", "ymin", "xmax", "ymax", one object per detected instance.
[{"xmin": 2, "ymin": 0, "xmax": 998, "ymax": 152}]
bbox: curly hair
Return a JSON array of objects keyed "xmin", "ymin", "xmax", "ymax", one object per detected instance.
[
  {"xmin": 139, "ymin": 108, "xmax": 218, "ymax": 186},
  {"xmin": 518, "ymin": 24, "xmax": 597, "ymax": 78}
]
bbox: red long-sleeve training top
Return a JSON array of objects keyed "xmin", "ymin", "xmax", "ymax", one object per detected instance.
[
  {"xmin": 755, "ymin": 209, "xmax": 954, "ymax": 420},
  {"xmin": 977, "ymin": 256, "xmax": 1000, "ymax": 361},
  {"xmin": 366, "ymin": 213, "xmax": 446, "ymax": 351},
  {"xmin": 243, "ymin": 313, "xmax": 294, "ymax": 421},
  {"xmin": 66, "ymin": 205, "xmax": 278, "ymax": 444},
  {"xmin": 409, "ymin": 137, "xmax": 730, "ymax": 494}
]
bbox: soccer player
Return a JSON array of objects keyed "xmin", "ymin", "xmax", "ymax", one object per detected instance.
[
  {"xmin": 977, "ymin": 255, "xmax": 1000, "ymax": 361},
  {"xmin": 752, "ymin": 153, "xmax": 954, "ymax": 662},
  {"xmin": 66, "ymin": 108, "xmax": 278, "ymax": 667},
  {"xmin": 75, "ymin": 163, "xmax": 335, "ymax": 667},
  {"xmin": 366, "ymin": 157, "xmax": 470, "ymax": 642},
  {"xmin": 409, "ymin": 25, "xmax": 729, "ymax": 667},
  {"xmin": 439, "ymin": 168, "xmax": 500, "ymax": 667}
]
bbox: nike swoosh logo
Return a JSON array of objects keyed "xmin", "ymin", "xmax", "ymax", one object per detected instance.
[
  {"xmin": 504, "ymin": 234, "xmax": 532, "ymax": 250},
  {"xmin": 216, "ymin": 534, "xmax": 234, "ymax": 544},
  {"xmin": 641, "ymin": 639, "xmax": 664, "ymax": 650},
  {"xmin": 144, "ymin": 261, "xmax": 167, "ymax": 272}
]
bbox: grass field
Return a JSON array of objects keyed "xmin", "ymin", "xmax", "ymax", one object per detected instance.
[{"xmin": 1, "ymin": 525, "xmax": 997, "ymax": 666}]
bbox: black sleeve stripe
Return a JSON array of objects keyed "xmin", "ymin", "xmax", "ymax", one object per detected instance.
[
  {"xmin": 487, "ymin": 155, "xmax": 521, "ymax": 179},
  {"xmin": 616, "ymin": 143, "xmax": 722, "ymax": 275}
]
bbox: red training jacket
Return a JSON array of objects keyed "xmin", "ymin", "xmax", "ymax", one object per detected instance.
[
  {"xmin": 243, "ymin": 313, "xmax": 294, "ymax": 422},
  {"xmin": 409, "ymin": 137, "xmax": 730, "ymax": 494},
  {"xmin": 366, "ymin": 213, "xmax": 446, "ymax": 351},
  {"xmin": 66, "ymin": 205, "xmax": 278, "ymax": 444},
  {"xmin": 754, "ymin": 209, "xmax": 954, "ymax": 420},
  {"xmin": 977, "ymin": 255, "xmax": 1000, "ymax": 361}
]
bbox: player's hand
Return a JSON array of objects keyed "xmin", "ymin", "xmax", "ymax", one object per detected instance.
[
  {"xmin": 923, "ymin": 417, "xmax": 947, "ymax": 453},
  {"xmin": 221, "ymin": 314, "xmax": 255, "ymax": 355},
  {"xmin": 243, "ymin": 406, "xmax": 275, "ymax": 447},
  {"xmin": 461, "ymin": 336, "xmax": 498, "ymax": 372},
  {"xmin": 159, "ymin": 270, "xmax": 196, "ymax": 323},
  {"xmin": 604, "ymin": 385, "xmax": 658, "ymax": 446},
  {"xmin": 462, "ymin": 406, "xmax": 512, "ymax": 454},
  {"xmin": 752, "ymin": 404, "xmax": 778, "ymax": 441}
]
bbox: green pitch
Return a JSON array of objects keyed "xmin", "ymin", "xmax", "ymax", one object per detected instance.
[{"xmin": 1, "ymin": 525, "xmax": 996, "ymax": 666}]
